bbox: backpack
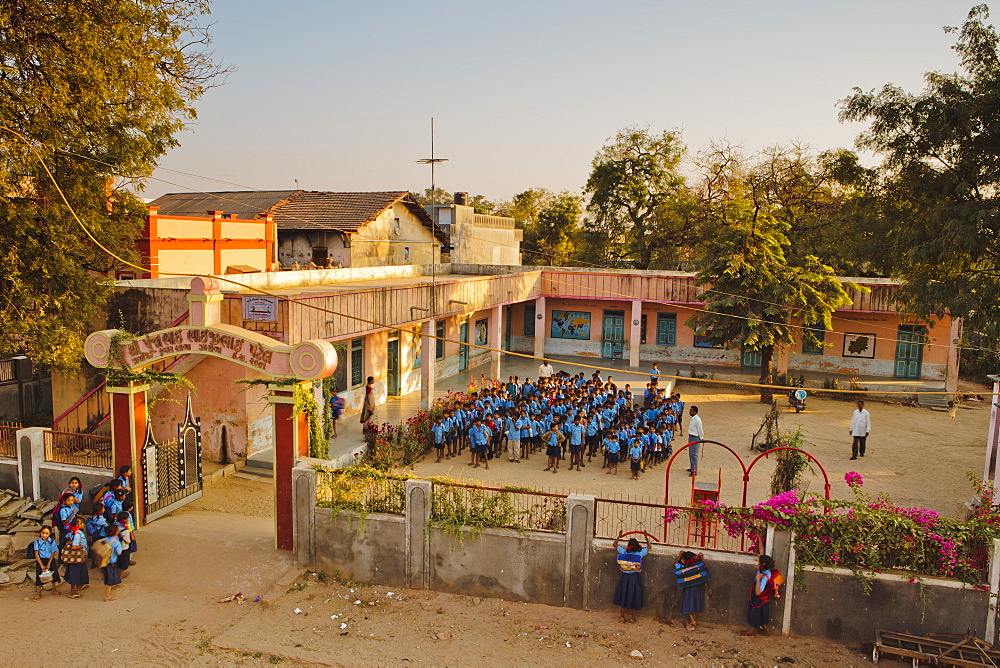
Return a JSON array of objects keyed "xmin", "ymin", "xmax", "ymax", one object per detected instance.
[
  {"xmin": 91, "ymin": 538, "xmax": 115, "ymax": 568},
  {"xmin": 674, "ymin": 561, "xmax": 709, "ymax": 589},
  {"xmin": 25, "ymin": 539, "xmax": 36, "ymax": 560},
  {"xmin": 89, "ymin": 479, "xmax": 116, "ymax": 506}
]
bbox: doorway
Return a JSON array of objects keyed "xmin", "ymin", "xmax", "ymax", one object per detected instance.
[
  {"xmin": 601, "ymin": 310, "xmax": 625, "ymax": 358},
  {"xmin": 459, "ymin": 321, "xmax": 469, "ymax": 371},
  {"xmin": 387, "ymin": 337, "xmax": 400, "ymax": 396},
  {"xmin": 894, "ymin": 325, "xmax": 924, "ymax": 379}
]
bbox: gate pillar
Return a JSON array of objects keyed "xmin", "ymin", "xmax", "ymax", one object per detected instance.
[
  {"xmin": 107, "ymin": 383, "xmax": 149, "ymax": 525},
  {"xmin": 268, "ymin": 382, "xmax": 311, "ymax": 551}
]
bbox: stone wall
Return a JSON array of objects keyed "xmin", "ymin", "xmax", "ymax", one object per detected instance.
[{"xmin": 293, "ymin": 464, "xmax": 1000, "ymax": 644}]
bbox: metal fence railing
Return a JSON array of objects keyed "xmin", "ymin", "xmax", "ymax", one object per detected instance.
[
  {"xmin": 431, "ymin": 482, "xmax": 568, "ymax": 534},
  {"xmin": 44, "ymin": 430, "xmax": 112, "ymax": 469},
  {"xmin": 0, "ymin": 359, "xmax": 14, "ymax": 383},
  {"xmin": 594, "ymin": 497, "xmax": 756, "ymax": 554},
  {"xmin": 0, "ymin": 422, "xmax": 21, "ymax": 458},
  {"xmin": 316, "ymin": 469, "xmax": 408, "ymax": 515}
]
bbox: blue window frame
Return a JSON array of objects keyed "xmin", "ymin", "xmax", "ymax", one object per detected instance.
[
  {"xmin": 693, "ymin": 334, "xmax": 722, "ymax": 348},
  {"xmin": 656, "ymin": 313, "xmax": 677, "ymax": 346},
  {"xmin": 350, "ymin": 337, "xmax": 364, "ymax": 387},
  {"xmin": 802, "ymin": 326, "xmax": 825, "ymax": 355}
]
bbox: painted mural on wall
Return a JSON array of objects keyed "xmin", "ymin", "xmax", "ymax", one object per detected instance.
[
  {"xmin": 843, "ymin": 333, "xmax": 877, "ymax": 358},
  {"xmin": 550, "ymin": 310, "xmax": 591, "ymax": 340},
  {"xmin": 474, "ymin": 319, "xmax": 488, "ymax": 346}
]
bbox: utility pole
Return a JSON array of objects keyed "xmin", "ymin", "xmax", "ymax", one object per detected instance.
[{"xmin": 416, "ymin": 117, "xmax": 449, "ymax": 318}]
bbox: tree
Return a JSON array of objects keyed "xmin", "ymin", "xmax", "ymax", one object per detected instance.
[
  {"xmin": 412, "ymin": 187, "xmax": 453, "ymax": 206},
  {"xmin": 522, "ymin": 192, "xmax": 582, "ymax": 266},
  {"xmin": 583, "ymin": 126, "xmax": 698, "ymax": 269},
  {"xmin": 688, "ymin": 160, "xmax": 852, "ymax": 403},
  {"xmin": 838, "ymin": 4, "xmax": 1000, "ymax": 337},
  {"xmin": 0, "ymin": 0, "xmax": 225, "ymax": 370}
]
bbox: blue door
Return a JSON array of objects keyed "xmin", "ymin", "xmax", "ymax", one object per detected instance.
[
  {"xmin": 601, "ymin": 310, "xmax": 625, "ymax": 358},
  {"xmin": 386, "ymin": 338, "xmax": 400, "ymax": 396},
  {"xmin": 459, "ymin": 321, "xmax": 469, "ymax": 371},
  {"xmin": 894, "ymin": 326, "xmax": 924, "ymax": 378},
  {"xmin": 656, "ymin": 313, "xmax": 677, "ymax": 346}
]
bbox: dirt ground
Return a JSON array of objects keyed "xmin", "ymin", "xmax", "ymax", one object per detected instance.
[{"xmin": 404, "ymin": 381, "xmax": 992, "ymax": 516}]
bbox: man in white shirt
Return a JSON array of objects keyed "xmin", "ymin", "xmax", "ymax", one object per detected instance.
[
  {"xmin": 538, "ymin": 360, "xmax": 554, "ymax": 379},
  {"xmin": 849, "ymin": 400, "xmax": 871, "ymax": 460},
  {"xmin": 687, "ymin": 405, "xmax": 704, "ymax": 476}
]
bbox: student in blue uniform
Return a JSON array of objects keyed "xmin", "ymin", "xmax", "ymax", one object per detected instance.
[
  {"xmin": 604, "ymin": 433, "xmax": 621, "ymax": 475},
  {"xmin": 56, "ymin": 492, "xmax": 78, "ymax": 547},
  {"xmin": 542, "ymin": 424, "xmax": 561, "ymax": 474},
  {"xmin": 567, "ymin": 416, "xmax": 585, "ymax": 471},
  {"xmin": 115, "ymin": 512, "xmax": 134, "ymax": 575},
  {"xmin": 101, "ymin": 525, "xmax": 124, "ymax": 602},
  {"xmin": 64, "ymin": 516, "xmax": 90, "ymax": 598},
  {"xmin": 613, "ymin": 534, "xmax": 650, "ymax": 623},
  {"xmin": 31, "ymin": 525, "xmax": 61, "ymax": 601},
  {"xmin": 629, "ymin": 440, "xmax": 643, "ymax": 480},
  {"xmin": 431, "ymin": 416, "xmax": 447, "ymax": 463},
  {"xmin": 87, "ymin": 502, "xmax": 109, "ymax": 541}
]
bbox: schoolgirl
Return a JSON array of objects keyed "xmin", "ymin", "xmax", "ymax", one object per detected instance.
[
  {"xmin": 542, "ymin": 422, "xmax": 561, "ymax": 474},
  {"xmin": 56, "ymin": 492, "xmax": 78, "ymax": 546},
  {"xmin": 61, "ymin": 477, "xmax": 84, "ymax": 509},
  {"xmin": 741, "ymin": 555, "xmax": 783, "ymax": 636},
  {"xmin": 612, "ymin": 535, "xmax": 650, "ymax": 623},
  {"xmin": 30, "ymin": 525, "xmax": 61, "ymax": 600},
  {"xmin": 116, "ymin": 512, "xmax": 135, "ymax": 573},
  {"xmin": 86, "ymin": 502, "xmax": 109, "ymax": 542},
  {"xmin": 101, "ymin": 525, "xmax": 124, "ymax": 601},
  {"xmin": 64, "ymin": 517, "xmax": 90, "ymax": 598},
  {"xmin": 628, "ymin": 439, "xmax": 643, "ymax": 480},
  {"xmin": 604, "ymin": 433, "xmax": 621, "ymax": 475}
]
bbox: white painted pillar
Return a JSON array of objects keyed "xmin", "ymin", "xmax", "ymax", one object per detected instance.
[
  {"xmin": 420, "ymin": 319, "xmax": 435, "ymax": 412},
  {"xmin": 490, "ymin": 306, "xmax": 502, "ymax": 379},
  {"xmin": 986, "ymin": 377, "xmax": 1000, "ymax": 487},
  {"xmin": 945, "ymin": 317, "xmax": 963, "ymax": 396},
  {"xmin": 986, "ymin": 538, "xmax": 1000, "ymax": 643},
  {"xmin": 629, "ymin": 299, "xmax": 642, "ymax": 368},
  {"xmin": 533, "ymin": 296, "xmax": 546, "ymax": 360},
  {"xmin": 781, "ymin": 533, "xmax": 797, "ymax": 637}
]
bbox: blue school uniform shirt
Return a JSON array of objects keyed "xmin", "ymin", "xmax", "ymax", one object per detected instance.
[
  {"xmin": 604, "ymin": 439, "xmax": 621, "ymax": 454},
  {"xmin": 33, "ymin": 536, "xmax": 58, "ymax": 559},
  {"xmin": 505, "ymin": 417, "xmax": 520, "ymax": 441},
  {"xmin": 105, "ymin": 536, "xmax": 123, "ymax": 559},
  {"xmin": 62, "ymin": 487, "xmax": 83, "ymax": 511},
  {"xmin": 105, "ymin": 496, "xmax": 123, "ymax": 517},
  {"xmin": 70, "ymin": 530, "xmax": 88, "ymax": 550},
  {"xmin": 568, "ymin": 422, "xmax": 584, "ymax": 446},
  {"xmin": 586, "ymin": 419, "xmax": 599, "ymax": 437},
  {"xmin": 59, "ymin": 505, "xmax": 77, "ymax": 529},
  {"xmin": 87, "ymin": 514, "xmax": 108, "ymax": 538},
  {"xmin": 516, "ymin": 417, "xmax": 531, "ymax": 439},
  {"xmin": 431, "ymin": 422, "xmax": 446, "ymax": 444},
  {"xmin": 629, "ymin": 445, "xmax": 643, "ymax": 461},
  {"xmin": 468, "ymin": 424, "xmax": 490, "ymax": 447}
]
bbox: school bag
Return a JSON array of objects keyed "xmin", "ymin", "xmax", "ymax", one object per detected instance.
[
  {"xmin": 91, "ymin": 538, "xmax": 115, "ymax": 568},
  {"xmin": 674, "ymin": 560, "xmax": 709, "ymax": 589},
  {"xmin": 89, "ymin": 479, "xmax": 116, "ymax": 506}
]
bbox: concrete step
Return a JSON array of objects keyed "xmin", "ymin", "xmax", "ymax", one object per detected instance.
[
  {"xmin": 237, "ymin": 466, "xmax": 273, "ymax": 480},
  {"xmin": 917, "ymin": 393, "xmax": 951, "ymax": 409},
  {"xmin": 244, "ymin": 458, "xmax": 273, "ymax": 471}
]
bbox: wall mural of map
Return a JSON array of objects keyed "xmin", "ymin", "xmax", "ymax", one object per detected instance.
[
  {"xmin": 550, "ymin": 310, "xmax": 591, "ymax": 339},
  {"xmin": 843, "ymin": 333, "xmax": 876, "ymax": 358}
]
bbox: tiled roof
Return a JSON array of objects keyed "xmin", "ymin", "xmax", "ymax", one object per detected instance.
[
  {"xmin": 148, "ymin": 190, "xmax": 448, "ymax": 242},
  {"xmin": 148, "ymin": 190, "xmax": 299, "ymax": 218}
]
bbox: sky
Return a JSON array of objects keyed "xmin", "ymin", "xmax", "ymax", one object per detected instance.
[{"xmin": 146, "ymin": 0, "xmax": 971, "ymax": 201}]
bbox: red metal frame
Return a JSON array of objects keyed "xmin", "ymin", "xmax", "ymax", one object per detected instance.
[{"xmin": 746, "ymin": 447, "xmax": 832, "ymax": 502}]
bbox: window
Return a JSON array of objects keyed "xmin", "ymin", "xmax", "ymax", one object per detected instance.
[
  {"xmin": 392, "ymin": 217, "xmax": 401, "ymax": 235},
  {"xmin": 802, "ymin": 326, "xmax": 825, "ymax": 354},
  {"xmin": 412, "ymin": 327, "xmax": 422, "ymax": 368},
  {"xmin": 350, "ymin": 338, "xmax": 364, "ymax": 387},
  {"xmin": 640, "ymin": 314, "xmax": 647, "ymax": 344},
  {"xmin": 523, "ymin": 304, "xmax": 536, "ymax": 336},
  {"xmin": 693, "ymin": 334, "xmax": 723, "ymax": 348},
  {"xmin": 657, "ymin": 313, "xmax": 677, "ymax": 346},
  {"xmin": 403, "ymin": 246, "xmax": 410, "ymax": 263},
  {"xmin": 436, "ymin": 321, "xmax": 445, "ymax": 360},
  {"xmin": 311, "ymin": 247, "xmax": 328, "ymax": 266}
]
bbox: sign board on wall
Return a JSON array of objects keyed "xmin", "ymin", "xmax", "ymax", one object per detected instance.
[{"xmin": 243, "ymin": 296, "xmax": 278, "ymax": 322}]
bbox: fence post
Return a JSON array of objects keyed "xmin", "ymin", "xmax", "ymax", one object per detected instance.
[
  {"xmin": 15, "ymin": 427, "xmax": 46, "ymax": 500},
  {"xmin": 986, "ymin": 538, "xmax": 1000, "ymax": 644},
  {"xmin": 564, "ymin": 494, "xmax": 595, "ymax": 609},
  {"xmin": 781, "ymin": 531, "xmax": 797, "ymax": 637},
  {"xmin": 292, "ymin": 462, "xmax": 317, "ymax": 567},
  {"xmin": 405, "ymin": 479, "xmax": 432, "ymax": 590}
]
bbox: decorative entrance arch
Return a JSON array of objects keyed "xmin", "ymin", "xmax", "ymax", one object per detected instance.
[{"xmin": 84, "ymin": 277, "xmax": 337, "ymax": 551}]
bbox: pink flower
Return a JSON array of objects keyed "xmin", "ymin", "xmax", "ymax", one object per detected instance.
[{"xmin": 845, "ymin": 471, "xmax": 864, "ymax": 489}]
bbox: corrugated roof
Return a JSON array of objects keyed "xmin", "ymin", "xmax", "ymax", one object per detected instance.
[
  {"xmin": 148, "ymin": 189, "xmax": 448, "ymax": 242},
  {"xmin": 149, "ymin": 190, "xmax": 299, "ymax": 218}
]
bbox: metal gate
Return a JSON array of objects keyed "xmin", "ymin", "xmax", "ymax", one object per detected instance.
[{"xmin": 142, "ymin": 394, "xmax": 203, "ymax": 522}]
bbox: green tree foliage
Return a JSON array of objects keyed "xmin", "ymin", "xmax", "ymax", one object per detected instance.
[
  {"xmin": 839, "ymin": 4, "xmax": 1000, "ymax": 337},
  {"xmin": 583, "ymin": 126, "xmax": 697, "ymax": 269},
  {"xmin": 689, "ymin": 152, "xmax": 853, "ymax": 402},
  {"xmin": 0, "ymin": 0, "xmax": 224, "ymax": 370},
  {"xmin": 521, "ymin": 192, "xmax": 582, "ymax": 266},
  {"xmin": 413, "ymin": 187, "xmax": 453, "ymax": 206}
]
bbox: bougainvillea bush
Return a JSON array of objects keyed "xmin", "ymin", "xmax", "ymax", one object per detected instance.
[{"xmin": 697, "ymin": 473, "xmax": 998, "ymax": 586}]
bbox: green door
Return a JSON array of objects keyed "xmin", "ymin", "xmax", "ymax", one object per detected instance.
[
  {"xmin": 387, "ymin": 338, "xmax": 400, "ymax": 396},
  {"xmin": 459, "ymin": 321, "xmax": 469, "ymax": 371},
  {"xmin": 894, "ymin": 326, "xmax": 924, "ymax": 379},
  {"xmin": 601, "ymin": 310, "xmax": 625, "ymax": 358},
  {"xmin": 741, "ymin": 348, "xmax": 762, "ymax": 368}
]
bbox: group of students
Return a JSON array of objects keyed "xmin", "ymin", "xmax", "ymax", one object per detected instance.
[
  {"xmin": 28, "ymin": 466, "xmax": 138, "ymax": 602},
  {"xmin": 429, "ymin": 368, "xmax": 691, "ymax": 478},
  {"xmin": 613, "ymin": 534, "xmax": 784, "ymax": 636}
]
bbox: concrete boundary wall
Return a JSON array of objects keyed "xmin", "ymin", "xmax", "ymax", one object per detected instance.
[{"xmin": 292, "ymin": 465, "xmax": 999, "ymax": 644}]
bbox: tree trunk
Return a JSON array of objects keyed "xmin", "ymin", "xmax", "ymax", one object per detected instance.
[{"xmin": 758, "ymin": 345, "xmax": 775, "ymax": 404}]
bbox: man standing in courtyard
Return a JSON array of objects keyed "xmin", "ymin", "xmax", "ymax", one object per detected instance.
[
  {"xmin": 687, "ymin": 405, "xmax": 704, "ymax": 477},
  {"xmin": 539, "ymin": 359, "xmax": 554, "ymax": 379},
  {"xmin": 850, "ymin": 400, "xmax": 871, "ymax": 460}
]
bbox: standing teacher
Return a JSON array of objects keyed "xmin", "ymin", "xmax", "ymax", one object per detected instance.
[
  {"xmin": 849, "ymin": 400, "xmax": 871, "ymax": 460},
  {"xmin": 687, "ymin": 405, "xmax": 704, "ymax": 477}
]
